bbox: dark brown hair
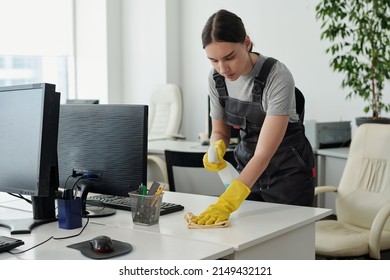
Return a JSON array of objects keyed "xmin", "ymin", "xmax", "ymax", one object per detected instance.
[{"xmin": 202, "ymin": 9, "xmax": 251, "ymax": 50}]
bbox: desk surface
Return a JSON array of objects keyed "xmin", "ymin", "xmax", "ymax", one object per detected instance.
[
  {"xmin": 0, "ymin": 192, "xmax": 331, "ymax": 260},
  {"xmin": 0, "ymin": 198, "xmax": 233, "ymax": 260},
  {"xmin": 316, "ymin": 147, "xmax": 349, "ymax": 159},
  {"xmin": 86, "ymin": 192, "xmax": 331, "ymax": 258},
  {"xmin": 148, "ymin": 139, "xmax": 208, "ymax": 154},
  {"xmin": 0, "ymin": 223, "xmax": 233, "ymax": 260}
]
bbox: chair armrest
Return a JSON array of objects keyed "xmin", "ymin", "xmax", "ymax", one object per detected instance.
[
  {"xmin": 314, "ymin": 186, "xmax": 338, "ymax": 196},
  {"xmin": 168, "ymin": 133, "xmax": 186, "ymax": 140},
  {"xmin": 368, "ymin": 203, "xmax": 390, "ymax": 259},
  {"xmin": 147, "ymin": 155, "xmax": 169, "ymax": 186}
]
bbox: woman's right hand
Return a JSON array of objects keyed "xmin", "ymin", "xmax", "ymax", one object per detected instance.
[
  {"xmin": 191, "ymin": 179, "xmax": 250, "ymax": 225},
  {"xmin": 203, "ymin": 139, "xmax": 227, "ymax": 172}
]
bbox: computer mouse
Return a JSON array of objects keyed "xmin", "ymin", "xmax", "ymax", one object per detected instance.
[{"xmin": 89, "ymin": 235, "xmax": 114, "ymax": 253}]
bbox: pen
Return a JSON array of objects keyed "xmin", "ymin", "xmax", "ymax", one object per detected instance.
[{"xmin": 151, "ymin": 186, "xmax": 163, "ymax": 207}]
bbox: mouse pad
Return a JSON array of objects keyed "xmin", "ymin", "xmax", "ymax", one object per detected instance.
[{"xmin": 67, "ymin": 239, "xmax": 133, "ymax": 259}]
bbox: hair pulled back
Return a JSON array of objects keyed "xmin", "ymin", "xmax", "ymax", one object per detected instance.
[{"xmin": 202, "ymin": 9, "xmax": 251, "ymax": 50}]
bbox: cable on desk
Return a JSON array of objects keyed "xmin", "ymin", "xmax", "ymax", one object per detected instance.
[
  {"xmin": 7, "ymin": 193, "xmax": 32, "ymax": 205},
  {"xmin": 52, "ymin": 217, "xmax": 89, "ymax": 240},
  {"xmin": 7, "ymin": 217, "xmax": 89, "ymax": 255},
  {"xmin": 8, "ymin": 236, "xmax": 54, "ymax": 254}
]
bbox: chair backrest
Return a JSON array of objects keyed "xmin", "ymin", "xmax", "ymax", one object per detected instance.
[
  {"xmin": 164, "ymin": 149, "xmax": 237, "ymax": 195},
  {"xmin": 295, "ymin": 87, "xmax": 305, "ymax": 123},
  {"xmin": 336, "ymin": 123, "xmax": 390, "ymax": 231},
  {"xmin": 148, "ymin": 84, "xmax": 183, "ymax": 140}
]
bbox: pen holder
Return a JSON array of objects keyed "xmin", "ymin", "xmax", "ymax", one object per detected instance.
[
  {"xmin": 128, "ymin": 192, "xmax": 164, "ymax": 226},
  {"xmin": 57, "ymin": 197, "xmax": 83, "ymax": 229}
]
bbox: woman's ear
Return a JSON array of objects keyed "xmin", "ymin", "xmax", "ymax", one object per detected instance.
[{"xmin": 245, "ymin": 36, "xmax": 252, "ymax": 51}]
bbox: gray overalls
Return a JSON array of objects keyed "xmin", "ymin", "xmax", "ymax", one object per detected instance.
[{"xmin": 213, "ymin": 61, "xmax": 316, "ymax": 207}]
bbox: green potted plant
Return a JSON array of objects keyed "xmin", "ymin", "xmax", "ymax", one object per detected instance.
[{"xmin": 315, "ymin": 0, "xmax": 390, "ymax": 125}]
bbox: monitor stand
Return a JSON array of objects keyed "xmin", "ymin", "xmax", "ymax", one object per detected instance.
[
  {"xmin": 83, "ymin": 205, "xmax": 116, "ymax": 218},
  {"xmin": 0, "ymin": 196, "xmax": 57, "ymax": 234},
  {"xmin": 0, "ymin": 217, "xmax": 57, "ymax": 235},
  {"xmin": 78, "ymin": 180, "xmax": 116, "ymax": 218}
]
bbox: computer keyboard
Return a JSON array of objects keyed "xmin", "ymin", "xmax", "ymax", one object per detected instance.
[
  {"xmin": 87, "ymin": 194, "xmax": 184, "ymax": 216},
  {"xmin": 0, "ymin": 235, "xmax": 24, "ymax": 253}
]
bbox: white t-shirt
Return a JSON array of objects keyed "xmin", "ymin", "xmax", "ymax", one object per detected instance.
[{"xmin": 208, "ymin": 54, "xmax": 300, "ymax": 123}]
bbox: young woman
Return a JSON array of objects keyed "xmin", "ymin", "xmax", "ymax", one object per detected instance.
[{"xmin": 192, "ymin": 9, "xmax": 316, "ymax": 225}]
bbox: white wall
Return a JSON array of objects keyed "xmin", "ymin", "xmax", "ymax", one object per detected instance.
[
  {"xmin": 178, "ymin": 0, "xmax": 389, "ymax": 140},
  {"xmin": 106, "ymin": 0, "xmax": 123, "ymax": 103},
  {"xmin": 74, "ymin": 0, "xmax": 109, "ymax": 103},
  {"xmin": 121, "ymin": 0, "xmax": 168, "ymax": 105},
  {"xmin": 75, "ymin": 0, "xmax": 390, "ymax": 140}
]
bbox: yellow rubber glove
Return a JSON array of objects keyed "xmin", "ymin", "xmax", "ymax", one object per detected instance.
[
  {"xmin": 191, "ymin": 180, "xmax": 250, "ymax": 225},
  {"xmin": 203, "ymin": 139, "xmax": 227, "ymax": 172}
]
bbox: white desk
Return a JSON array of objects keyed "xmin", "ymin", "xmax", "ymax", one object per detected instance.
[
  {"xmin": 0, "ymin": 223, "xmax": 233, "ymax": 260},
  {"xmin": 0, "ymin": 199, "xmax": 233, "ymax": 260},
  {"xmin": 0, "ymin": 193, "xmax": 19, "ymax": 203},
  {"xmin": 317, "ymin": 147, "xmax": 349, "ymax": 159},
  {"xmin": 1, "ymin": 192, "xmax": 331, "ymax": 260},
  {"xmin": 148, "ymin": 139, "xmax": 208, "ymax": 154},
  {"xmin": 316, "ymin": 147, "xmax": 349, "ymax": 212},
  {"xmin": 89, "ymin": 192, "xmax": 332, "ymax": 260}
]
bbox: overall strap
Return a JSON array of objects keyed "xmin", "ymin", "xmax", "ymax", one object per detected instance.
[
  {"xmin": 212, "ymin": 70, "xmax": 228, "ymax": 107},
  {"xmin": 253, "ymin": 57, "xmax": 305, "ymax": 122},
  {"xmin": 212, "ymin": 57, "xmax": 301, "ymax": 118},
  {"xmin": 252, "ymin": 57, "xmax": 277, "ymax": 102}
]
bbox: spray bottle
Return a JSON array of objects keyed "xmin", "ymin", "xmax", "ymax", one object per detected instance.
[{"xmin": 208, "ymin": 145, "xmax": 239, "ymax": 188}]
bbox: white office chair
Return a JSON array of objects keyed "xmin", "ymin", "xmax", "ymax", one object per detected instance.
[
  {"xmin": 148, "ymin": 83, "xmax": 185, "ymax": 141},
  {"xmin": 315, "ymin": 123, "xmax": 390, "ymax": 259},
  {"xmin": 147, "ymin": 84, "xmax": 185, "ymax": 186}
]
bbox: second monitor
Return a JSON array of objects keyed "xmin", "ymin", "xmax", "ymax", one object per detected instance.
[{"xmin": 57, "ymin": 104, "xmax": 148, "ymax": 216}]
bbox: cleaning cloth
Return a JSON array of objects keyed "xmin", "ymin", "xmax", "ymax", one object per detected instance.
[{"xmin": 184, "ymin": 212, "xmax": 230, "ymax": 229}]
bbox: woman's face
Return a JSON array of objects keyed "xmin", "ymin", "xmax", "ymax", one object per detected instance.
[{"xmin": 205, "ymin": 37, "xmax": 252, "ymax": 81}]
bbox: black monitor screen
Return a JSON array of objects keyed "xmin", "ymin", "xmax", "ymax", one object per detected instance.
[
  {"xmin": 0, "ymin": 83, "xmax": 60, "ymax": 234},
  {"xmin": 57, "ymin": 104, "xmax": 148, "ymax": 216}
]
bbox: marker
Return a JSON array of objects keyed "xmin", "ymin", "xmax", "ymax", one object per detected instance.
[
  {"xmin": 141, "ymin": 185, "xmax": 147, "ymax": 195},
  {"xmin": 151, "ymin": 186, "xmax": 163, "ymax": 207},
  {"xmin": 140, "ymin": 185, "xmax": 147, "ymax": 204}
]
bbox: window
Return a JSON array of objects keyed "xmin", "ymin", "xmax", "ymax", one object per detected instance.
[{"xmin": 0, "ymin": 0, "xmax": 74, "ymax": 102}]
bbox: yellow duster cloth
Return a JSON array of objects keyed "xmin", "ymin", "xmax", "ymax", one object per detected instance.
[{"xmin": 184, "ymin": 212, "xmax": 230, "ymax": 229}]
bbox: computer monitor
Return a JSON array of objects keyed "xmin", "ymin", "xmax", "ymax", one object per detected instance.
[
  {"xmin": 57, "ymin": 104, "xmax": 148, "ymax": 217},
  {"xmin": 0, "ymin": 83, "xmax": 60, "ymax": 234}
]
